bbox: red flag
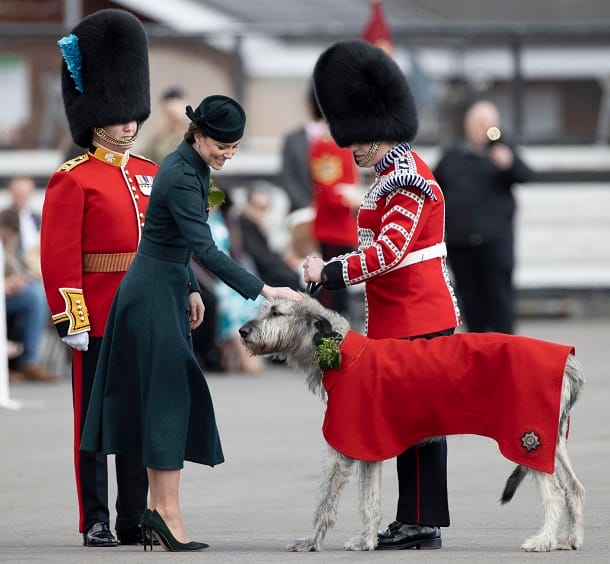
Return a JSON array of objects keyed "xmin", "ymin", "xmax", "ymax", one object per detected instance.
[{"xmin": 361, "ymin": 0, "xmax": 393, "ymax": 55}]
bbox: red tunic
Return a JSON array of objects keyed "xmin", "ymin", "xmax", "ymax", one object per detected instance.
[
  {"xmin": 322, "ymin": 330, "xmax": 574, "ymax": 473},
  {"xmin": 310, "ymin": 134, "xmax": 359, "ymax": 247},
  {"xmin": 41, "ymin": 148, "xmax": 157, "ymax": 337},
  {"xmin": 338, "ymin": 148, "xmax": 459, "ymax": 338}
]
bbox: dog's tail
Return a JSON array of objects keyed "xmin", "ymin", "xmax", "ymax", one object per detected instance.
[{"xmin": 500, "ymin": 465, "xmax": 529, "ymax": 504}]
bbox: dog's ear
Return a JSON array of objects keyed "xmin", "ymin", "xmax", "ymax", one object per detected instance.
[{"xmin": 313, "ymin": 315, "xmax": 333, "ymax": 335}]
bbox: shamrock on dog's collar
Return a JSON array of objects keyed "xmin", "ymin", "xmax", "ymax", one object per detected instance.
[{"xmin": 314, "ymin": 331, "xmax": 342, "ymax": 371}]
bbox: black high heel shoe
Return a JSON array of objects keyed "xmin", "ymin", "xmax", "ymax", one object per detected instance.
[
  {"xmin": 140, "ymin": 510, "xmax": 153, "ymax": 552},
  {"xmin": 141, "ymin": 509, "xmax": 208, "ymax": 552},
  {"xmin": 138, "ymin": 510, "xmax": 160, "ymax": 549}
]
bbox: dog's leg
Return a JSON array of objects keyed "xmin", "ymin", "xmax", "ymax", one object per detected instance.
[
  {"xmin": 344, "ymin": 461, "xmax": 383, "ymax": 551},
  {"xmin": 555, "ymin": 438, "xmax": 585, "ymax": 550},
  {"xmin": 287, "ymin": 445, "xmax": 354, "ymax": 552},
  {"xmin": 522, "ymin": 470, "xmax": 564, "ymax": 551}
]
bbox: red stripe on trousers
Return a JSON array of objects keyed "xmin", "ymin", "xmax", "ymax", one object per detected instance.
[{"xmin": 72, "ymin": 350, "xmax": 85, "ymax": 533}]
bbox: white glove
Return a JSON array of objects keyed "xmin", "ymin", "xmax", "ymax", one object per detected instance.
[{"xmin": 62, "ymin": 332, "xmax": 89, "ymax": 352}]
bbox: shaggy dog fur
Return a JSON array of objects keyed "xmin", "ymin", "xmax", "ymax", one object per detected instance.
[{"xmin": 239, "ymin": 294, "xmax": 585, "ymax": 552}]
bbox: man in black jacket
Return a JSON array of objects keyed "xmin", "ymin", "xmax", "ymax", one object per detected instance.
[
  {"xmin": 238, "ymin": 188, "xmax": 302, "ymax": 290},
  {"xmin": 434, "ymin": 100, "xmax": 532, "ymax": 334},
  {"xmin": 278, "ymin": 84, "xmax": 325, "ymax": 212}
]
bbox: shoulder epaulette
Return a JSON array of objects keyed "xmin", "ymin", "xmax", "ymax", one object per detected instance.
[
  {"xmin": 56, "ymin": 153, "xmax": 89, "ymax": 172},
  {"xmin": 130, "ymin": 153, "xmax": 158, "ymax": 166}
]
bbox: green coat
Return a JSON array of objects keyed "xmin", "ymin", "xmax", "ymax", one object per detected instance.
[{"xmin": 80, "ymin": 141, "xmax": 264, "ymax": 470}]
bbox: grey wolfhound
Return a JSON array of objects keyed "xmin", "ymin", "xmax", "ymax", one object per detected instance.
[{"xmin": 239, "ymin": 294, "xmax": 585, "ymax": 552}]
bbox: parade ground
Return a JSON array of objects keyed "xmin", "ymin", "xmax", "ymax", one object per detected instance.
[{"xmin": 1, "ymin": 316, "xmax": 609, "ymax": 563}]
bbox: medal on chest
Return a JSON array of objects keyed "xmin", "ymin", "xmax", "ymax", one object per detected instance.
[{"xmin": 135, "ymin": 175, "xmax": 154, "ymax": 196}]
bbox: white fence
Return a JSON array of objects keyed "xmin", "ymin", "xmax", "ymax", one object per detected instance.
[{"xmin": 0, "ymin": 145, "xmax": 609, "ymax": 293}]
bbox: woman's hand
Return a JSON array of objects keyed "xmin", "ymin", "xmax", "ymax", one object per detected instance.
[
  {"xmin": 188, "ymin": 292, "xmax": 205, "ymax": 329},
  {"xmin": 260, "ymin": 285, "xmax": 302, "ymax": 301},
  {"xmin": 303, "ymin": 255, "xmax": 325, "ymax": 283}
]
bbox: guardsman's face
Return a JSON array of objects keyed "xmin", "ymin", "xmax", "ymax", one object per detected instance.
[
  {"xmin": 349, "ymin": 141, "xmax": 392, "ymax": 168},
  {"xmin": 194, "ymin": 134, "xmax": 241, "ymax": 171},
  {"xmin": 103, "ymin": 121, "xmax": 139, "ymax": 142}
]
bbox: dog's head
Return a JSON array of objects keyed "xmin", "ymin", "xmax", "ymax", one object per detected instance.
[
  {"xmin": 239, "ymin": 293, "xmax": 349, "ymax": 359},
  {"xmin": 240, "ymin": 293, "xmax": 350, "ymax": 399}
]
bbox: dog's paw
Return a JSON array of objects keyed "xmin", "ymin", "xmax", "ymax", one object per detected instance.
[
  {"xmin": 522, "ymin": 535, "xmax": 555, "ymax": 552},
  {"xmin": 556, "ymin": 533, "xmax": 582, "ymax": 551},
  {"xmin": 344, "ymin": 535, "xmax": 377, "ymax": 551},
  {"xmin": 286, "ymin": 538, "xmax": 321, "ymax": 552}
]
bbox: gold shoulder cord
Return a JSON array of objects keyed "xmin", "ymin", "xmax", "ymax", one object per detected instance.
[{"xmin": 57, "ymin": 154, "xmax": 89, "ymax": 172}]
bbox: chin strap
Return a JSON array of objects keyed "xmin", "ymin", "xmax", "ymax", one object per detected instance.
[
  {"xmin": 93, "ymin": 124, "xmax": 140, "ymax": 147},
  {"xmin": 357, "ymin": 141, "xmax": 381, "ymax": 168}
]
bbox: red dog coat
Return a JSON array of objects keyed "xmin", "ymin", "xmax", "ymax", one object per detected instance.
[{"xmin": 321, "ymin": 331, "xmax": 574, "ymax": 473}]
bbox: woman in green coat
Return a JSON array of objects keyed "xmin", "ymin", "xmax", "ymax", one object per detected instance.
[{"xmin": 80, "ymin": 95, "xmax": 301, "ymax": 551}]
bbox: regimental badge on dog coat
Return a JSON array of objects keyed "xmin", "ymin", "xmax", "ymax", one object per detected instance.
[{"xmin": 321, "ymin": 331, "xmax": 574, "ymax": 473}]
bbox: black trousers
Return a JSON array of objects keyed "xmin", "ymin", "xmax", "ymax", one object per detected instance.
[
  {"xmin": 395, "ymin": 327, "xmax": 454, "ymax": 527},
  {"xmin": 448, "ymin": 239, "xmax": 515, "ymax": 334},
  {"xmin": 74, "ymin": 337, "xmax": 148, "ymax": 534}
]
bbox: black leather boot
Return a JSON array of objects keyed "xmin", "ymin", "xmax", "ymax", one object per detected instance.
[
  {"xmin": 376, "ymin": 521, "xmax": 441, "ymax": 550},
  {"xmin": 83, "ymin": 522, "xmax": 118, "ymax": 547}
]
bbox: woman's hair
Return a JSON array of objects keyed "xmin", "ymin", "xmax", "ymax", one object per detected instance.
[{"xmin": 184, "ymin": 122, "xmax": 204, "ymax": 144}]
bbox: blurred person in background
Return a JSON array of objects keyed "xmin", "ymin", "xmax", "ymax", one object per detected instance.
[
  {"xmin": 143, "ymin": 86, "xmax": 189, "ymax": 165},
  {"xmin": 238, "ymin": 186, "xmax": 302, "ymax": 291},
  {"xmin": 279, "ymin": 82, "xmax": 326, "ymax": 212},
  {"xmin": 208, "ymin": 199, "xmax": 264, "ymax": 375},
  {"xmin": 310, "ymin": 129, "xmax": 361, "ymax": 321},
  {"xmin": 5, "ymin": 176, "xmax": 41, "ymax": 277},
  {"xmin": 1, "ymin": 208, "xmax": 56, "ymax": 382},
  {"xmin": 40, "ymin": 9, "xmax": 154, "ymax": 548},
  {"xmin": 434, "ymin": 99, "xmax": 532, "ymax": 334}
]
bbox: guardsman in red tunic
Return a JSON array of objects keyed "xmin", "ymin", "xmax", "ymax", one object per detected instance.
[
  {"xmin": 310, "ymin": 131, "xmax": 360, "ymax": 318},
  {"xmin": 304, "ymin": 40, "xmax": 461, "ymax": 550},
  {"xmin": 40, "ymin": 9, "xmax": 156, "ymax": 548}
]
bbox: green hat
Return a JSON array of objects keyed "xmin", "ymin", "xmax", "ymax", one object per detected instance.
[{"xmin": 185, "ymin": 95, "xmax": 246, "ymax": 143}]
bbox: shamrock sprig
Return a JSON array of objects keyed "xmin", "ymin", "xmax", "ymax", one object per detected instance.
[
  {"xmin": 313, "ymin": 332, "xmax": 342, "ymax": 371},
  {"xmin": 208, "ymin": 178, "xmax": 226, "ymax": 208}
]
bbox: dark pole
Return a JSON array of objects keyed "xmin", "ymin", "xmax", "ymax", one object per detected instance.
[
  {"xmin": 510, "ymin": 36, "xmax": 525, "ymax": 142},
  {"xmin": 63, "ymin": 0, "xmax": 82, "ymax": 28},
  {"xmin": 232, "ymin": 34, "xmax": 245, "ymax": 103}
]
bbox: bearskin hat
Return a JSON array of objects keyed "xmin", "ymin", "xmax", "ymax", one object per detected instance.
[
  {"xmin": 58, "ymin": 9, "xmax": 150, "ymax": 148},
  {"xmin": 313, "ymin": 40, "xmax": 418, "ymax": 147}
]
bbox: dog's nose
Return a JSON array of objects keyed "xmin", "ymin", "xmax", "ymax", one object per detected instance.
[{"xmin": 239, "ymin": 324, "xmax": 251, "ymax": 338}]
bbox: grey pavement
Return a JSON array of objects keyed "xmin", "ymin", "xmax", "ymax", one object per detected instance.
[{"xmin": 1, "ymin": 316, "xmax": 609, "ymax": 563}]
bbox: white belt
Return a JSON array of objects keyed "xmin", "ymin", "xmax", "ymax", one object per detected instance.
[{"xmin": 394, "ymin": 242, "xmax": 447, "ymax": 270}]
